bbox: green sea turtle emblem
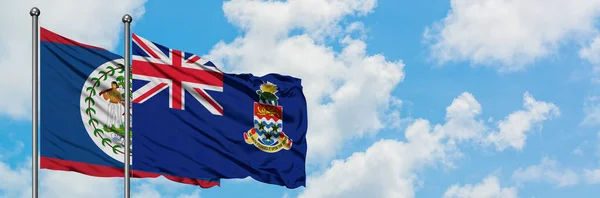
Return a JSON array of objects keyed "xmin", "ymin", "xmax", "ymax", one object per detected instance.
[{"xmin": 256, "ymin": 81, "xmax": 279, "ymax": 106}]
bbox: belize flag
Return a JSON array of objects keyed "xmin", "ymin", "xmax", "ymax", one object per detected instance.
[
  {"xmin": 39, "ymin": 27, "xmax": 220, "ymax": 188},
  {"xmin": 131, "ymin": 34, "xmax": 308, "ymax": 188}
]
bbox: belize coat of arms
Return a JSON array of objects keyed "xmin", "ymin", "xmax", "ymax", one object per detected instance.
[
  {"xmin": 243, "ymin": 82, "xmax": 293, "ymax": 153},
  {"xmin": 79, "ymin": 59, "xmax": 131, "ymax": 163}
]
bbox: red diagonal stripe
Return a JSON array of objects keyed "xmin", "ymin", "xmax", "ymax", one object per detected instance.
[
  {"xmin": 187, "ymin": 55, "xmax": 201, "ymax": 64},
  {"xmin": 132, "ymin": 34, "xmax": 160, "ymax": 59},
  {"xmin": 133, "ymin": 83, "xmax": 168, "ymax": 103},
  {"xmin": 194, "ymin": 88, "xmax": 224, "ymax": 115}
]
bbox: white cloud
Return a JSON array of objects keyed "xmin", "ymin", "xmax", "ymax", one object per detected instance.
[
  {"xmin": 132, "ymin": 176, "xmax": 202, "ymax": 198},
  {"xmin": 485, "ymin": 92, "xmax": 560, "ymax": 151},
  {"xmin": 583, "ymin": 169, "xmax": 600, "ymax": 184},
  {"xmin": 40, "ymin": 170, "xmax": 123, "ymax": 198},
  {"xmin": 439, "ymin": 92, "xmax": 486, "ymax": 142},
  {"xmin": 412, "ymin": 91, "xmax": 560, "ymax": 152},
  {"xmin": 0, "ymin": 0, "xmax": 146, "ymax": 119},
  {"xmin": 219, "ymin": 0, "xmax": 376, "ymax": 41},
  {"xmin": 512, "ymin": 157, "xmax": 579, "ymax": 188},
  {"xmin": 175, "ymin": 191, "xmax": 201, "ymax": 198},
  {"xmin": 297, "ymin": 124, "xmax": 446, "ymax": 198},
  {"xmin": 207, "ymin": 0, "xmax": 404, "ymax": 163},
  {"xmin": 580, "ymin": 35, "xmax": 600, "ymax": 66},
  {"xmin": 384, "ymin": 98, "xmax": 413, "ymax": 130},
  {"xmin": 424, "ymin": 0, "xmax": 600, "ymax": 71},
  {"xmin": 297, "ymin": 92, "xmax": 556, "ymax": 198},
  {"xmin": 580, "ymin": 35, "xmax": 600, "ymax": 83},
  {"xmin": 228, "ymin": 176, "xmax": 253, "ymax": 183},
  {"xmin": 0, "ymin": 157, "xmax": 30, "ymax": 198},
  {"xmin": 443, "ymin": 175, "xmax": 518, "ymax": 198}
]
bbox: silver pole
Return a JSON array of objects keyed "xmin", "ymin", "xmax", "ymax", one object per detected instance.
[
  {"xmin": 122, "ymin": 14, "xmax": 132, "ymax": 198},
  {"xmin": 30, "ymin": 7, "xmax": 40, "ymax": 198}
]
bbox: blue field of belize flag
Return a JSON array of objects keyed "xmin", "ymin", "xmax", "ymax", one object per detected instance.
[
  {"xmin": 39, "ymin": 27, "xmax": 220, "ymax": 188},
  {"xmin": 130, "ymin": 34, "xmax": 308, "ymax": 188}
]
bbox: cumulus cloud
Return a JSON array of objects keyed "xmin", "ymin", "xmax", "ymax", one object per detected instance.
[
  {"xmin": 422, "ymin": 91, "xmax": 560, "ymax": 152},
  {"xmin": 425, "ymin": 0, "xmax": 600, "ymax": 71},
  {"xmin": 485, "ymin": 92, "xmax": 560, "ymax": 151},
  {"xmin": 438, "ymin": 92, "xmax": 486, "ymax": 142},
  {"xmin": 512, "ymin": 157, "xmax": 579, "ymax": 188},
  {"xmin": 0, "ymin": 0, "xmax": 146, "ymax": 119},
  {"xmin": 297, "ymin": 122, "xmax": 447, "ymax": 198},
  {"xmin": 297, "ymin": 92, "xmax": 556, "ymax": 198},
  {"xmin": 206, "ymin": 0, "xmax": 404, "ymax": 162},
  {"xmin": 443, "ymin": 175, "xmax": 518, "ymax": 198}
]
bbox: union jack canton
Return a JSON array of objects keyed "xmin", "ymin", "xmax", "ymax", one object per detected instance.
[{"xmin": 131, "ymin": 34, "xmax": 224, "ymax": 115}]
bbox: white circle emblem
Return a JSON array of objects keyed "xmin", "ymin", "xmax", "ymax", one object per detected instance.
[{"xmin": 79, "ymin": 58, "xmax": 132, "ymax": 164}]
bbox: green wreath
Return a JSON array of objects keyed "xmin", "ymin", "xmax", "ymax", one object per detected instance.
[{"xmin": 84, "ymin": 64, "xmax": 133, "ymax": 155}]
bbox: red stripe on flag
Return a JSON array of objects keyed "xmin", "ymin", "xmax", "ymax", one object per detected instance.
[
  {"xmin": 40, "ymin": 27, "xmax": 104, "ymax": 50},
  {"xmin": 172, "ymin": 50, "xmax": 184, "ymax": 109},
  {"xmin": 132, "ymin": 60, "xmax": 223, "ymax": 87},
  {"xmin": 40, "ymin": 156, "xmax": 220, "ymax": 188}
]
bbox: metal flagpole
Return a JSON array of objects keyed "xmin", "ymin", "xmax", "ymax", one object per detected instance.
[
  {"xmin": 30, "ymin": 7, "xmax": 40, "ymax": 198},
  {"xmin": 122, "ymin": 14, "xmax": 132, "ymax": 198}
]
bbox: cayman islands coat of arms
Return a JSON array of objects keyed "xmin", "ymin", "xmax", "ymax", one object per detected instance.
[
  {"xmin": 243, "ymin": 82, "xmax": 293, "ymax": 153},
  {"xmin": 79, "ymin": 59, "xmax": 131, "ymax": 163}
]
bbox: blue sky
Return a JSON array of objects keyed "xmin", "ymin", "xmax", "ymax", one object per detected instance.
[{"xmin": 2, "ymin": 0, "xmax": 600, "ymax": 197}]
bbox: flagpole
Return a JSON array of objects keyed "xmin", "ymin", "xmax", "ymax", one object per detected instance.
[
  {"xmin": 122, "ymin": 14, "xmax": 132, "ymax": 198},
  {"xmin": 30, "ymin": 7, "xmax": 40, "ymax": 198}
]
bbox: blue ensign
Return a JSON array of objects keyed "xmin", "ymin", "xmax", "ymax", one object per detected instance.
[{"xmin": 131, "ymin": 34, "xmax": 308, "ymax": 188}]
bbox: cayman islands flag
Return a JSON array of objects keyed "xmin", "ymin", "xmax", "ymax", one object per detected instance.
[
  {"xmin": 131, "ymin": 34, "xmax": 308, "ymax": 188},
  {"xmin": 39, "ymin": 27, "xmax": 220, "ymax": 188}
]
